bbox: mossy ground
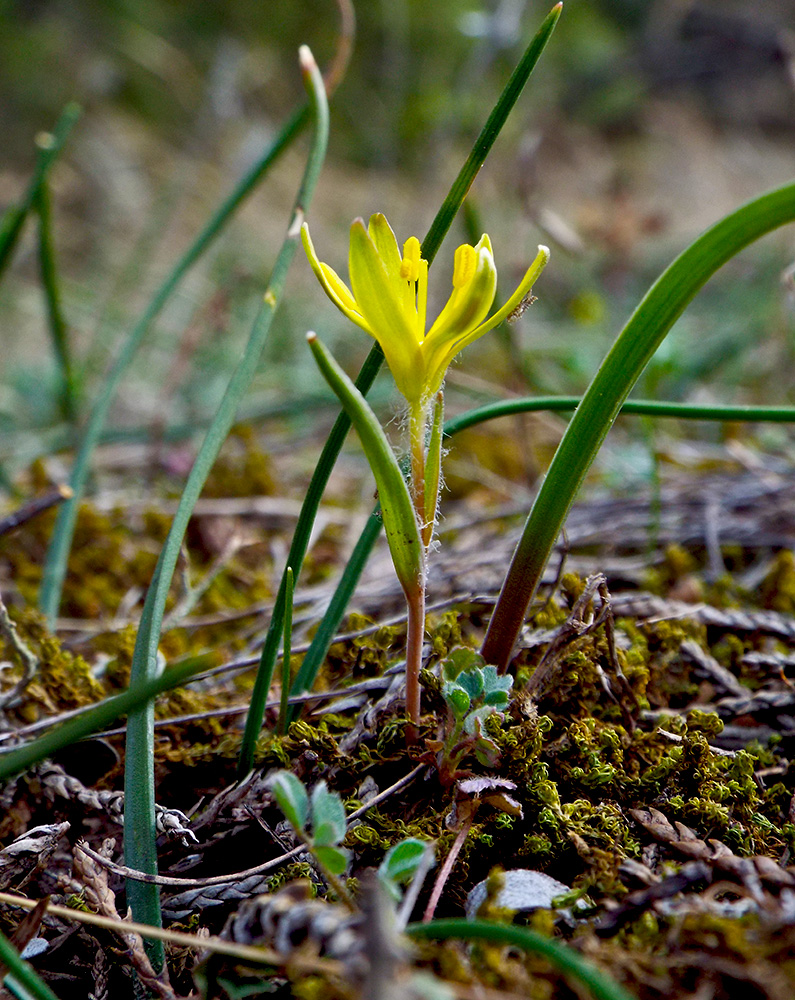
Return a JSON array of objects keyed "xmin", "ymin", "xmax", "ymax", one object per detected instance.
[{"xmin": 2, "ymin": 433, "xmax": 795, "ymax": 999}]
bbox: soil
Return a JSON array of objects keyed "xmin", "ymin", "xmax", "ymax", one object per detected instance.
[{"xmin": 3, "ymin": 439, "xmax": 795, "ymax": 999}]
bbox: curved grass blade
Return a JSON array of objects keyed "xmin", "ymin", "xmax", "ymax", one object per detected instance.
[
  {"xmin": 237, "ymin": 2, "xmax": 563, "ymax": 775},
  {"xmin": 444, "ymin": 396, "xmax": 795, "ymax": 433},
  {"xmin": 122, "ymin": 48, "xmax": 328, "ymax": 962},
  {"xmin": 33, "ymin": 180, "xmax": 78, "ymax": 424},
  {"xmin": 0, "ymin": 928, "xmax": 60, "ymax": 1000},
  {"xmin": 277, "ymin": 567, "xmax": 294, "ymax": 736},
  {"xmin": 407, "ymin": 918, "xmax": 636, "ymax": 1000},
  {"xmin": 0, "ymin": 103, "xmax": 81, "ymax": 283},
  {"xmin": 0, "ymin": 653, "xmax": 212, "ymax": 783},
  {"xmin": 39, "ymin": 0, "xmax": 356, "ymax": 625},
  {"xmin": 481, "ymin": 179, "xmax": 795, "ymax": 670},
  {"xmin": 38, "ymin": 103, "xmax": 310, "ymax": 625}
]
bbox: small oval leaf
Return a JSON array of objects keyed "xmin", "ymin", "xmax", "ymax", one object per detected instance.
[
  {"xmin": 314, "ymin": 844, "xmax": 350, "ymax": 875},
  {"xmin": 267, "ymin": 770, "xmax": 309, "ymax": 833},
  {"xmin": 379, "ymin": 837, "xmax": 432, "ymax": 886},
  {"xmin": 310, "ymin": 781, "xmax": 347, "ymax": 846}
]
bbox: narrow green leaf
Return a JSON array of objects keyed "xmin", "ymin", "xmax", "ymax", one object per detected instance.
[
  {"xmin": 121, "ymin": 48, "xmax": 329, "ymax": 962},
  {"xmin": 0, "ymin": 930, "xmax": 60, "ymax": 1000},
  {"xmin": 0, "ymin": 102, "xmax": 81, "ymax": 283},
  {"xmin": 33, "ymin": 180, "xmax": 78, "ymax": 423},
  {"xmin": 482, "ymin": 179, "xmax": 795, "ymax": 671},
  {"xmin": 407, "ymin": 918, "xmax": 636, "ymax": 1000},
  {"xmin": 307, "ymin": 333, "xmax": 423, "ymax": 595},
  {"xmin": 40, "ymin": 101, "xmax": 312, "ymax": 624},
  {"xmin": 310, "ymin": 782, "xmax": 347, "ymax": 846},
  {"xmin": 277, "ymin": 566, "xmax": 294, "ymax": 736},
  {"xmin": 0, "ymin": 653, "xmax": 212, "ymax": 783},
  {"xmin": 268, "ymin": 771, "xmax": 309, "ymax": 833}
]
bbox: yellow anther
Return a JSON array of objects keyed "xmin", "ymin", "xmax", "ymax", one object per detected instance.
[
  {"xmin": 400, "ymin": 237, "xmax": 422, "ymax": 282},
  {"xmin": 452, "ymin": 243, "xmax": 476, "ymax": 288}
]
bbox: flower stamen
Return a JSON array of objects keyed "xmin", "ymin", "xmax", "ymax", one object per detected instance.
[
  {"xmin": 452, "ymin": 244, "xmax": 476, "ymax": 288},
  {"xmin": 400, "ymin": 237, "xmax": 422, "ymax": 282}
]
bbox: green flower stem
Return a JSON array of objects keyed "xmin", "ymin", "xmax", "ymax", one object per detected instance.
[
  {"xmin": 409, "ymin": 401, "xmax": 428, "ymax": 543},
  {"xmin": 406, "ymin": 919, "xmax": 636, "ymax": 1000},
  {"xmin": 482, "ymin": 179, "xmax": 795, "ymax": 671},
  {"xmin": 408, "ymin": 397, "xmax": 429, "ymax": 733},
  {"xmin": 237, "ymin": 2, "xmax": 562, "ymax": 771},
  {"xmin": 424, "ymin": 392, "xmax": 445, "ymax": 543},
  {"xmin": 122, "ymin": 48, "xmax": 328, "ymax": 965},
  {"xmin": 0, "ymin": 102, "xmax": 81, "ymax": 282}
]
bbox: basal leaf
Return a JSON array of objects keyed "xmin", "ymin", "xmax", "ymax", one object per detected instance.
[{"xmin": 267, "ymin": 770, "xmax": 309, "ymax": 833}]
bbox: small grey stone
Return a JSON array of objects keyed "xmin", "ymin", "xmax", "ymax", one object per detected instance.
[{"xmin": 466, "ymin": 869, "xmax": 570, "ymax": 919}]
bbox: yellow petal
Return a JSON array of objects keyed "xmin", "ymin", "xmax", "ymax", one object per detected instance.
[
  {"xmin": 301, "ymin": 224, "xmax": 371, "ymax": 332},
  {"xmin": 423, "ymin": 234, "xmax": 497, "ymax": 357},
  {"xmin": 425, "ymin": 244, "xmax": 550, "ymax": 396},
  {"xmin": 367, "ymin": 213, "xmax": 403, "ymax": 285},
  {"xmin": 349, "ymin": 218, "xmax": 423, "ymax": 399},
  {"xmin": 464, "ymin": 243, "xmax": 550, "ymax": 342}
]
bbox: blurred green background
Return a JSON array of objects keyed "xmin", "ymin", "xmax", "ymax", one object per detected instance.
[{"xmin": 2, "ymin": 0, "xmax": 795, "ymax": 495}]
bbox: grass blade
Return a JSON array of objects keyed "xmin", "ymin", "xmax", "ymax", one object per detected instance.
[
  {"xmin": 481, "ymin": 179, "xmax": 795, "ymax": 670},
  {"xmin": 38, "ymin": 0, "xmax": 356, "ymax": 624},
  {"xmin": 39, "ymin": 106, "xmax": 308, "ymax": 625},
  {"xmin": 0, "ymin": 654, "xmax": 211, "ymax": 783},
  {"xmin": 0, "ymin": 103, "xmax": 80, "ymax": 283},
  {"xmin": 0, "ymin": 929, "xmax": 60, "ymax": 1000},
  {"xmin": 33, "ymin": 180, "xmax": 78, "ymax": 424},
  {"xmin": 277, "ymin": 567, "xmax": 294, "ymax": 736},
  {"xmin": 237, "ymin": 2, "xmax": 564, "ymax": 775},
  {"xmin": 121, "ymin": 48, "xmax": 328, "ymax": 961},
  {"xmin": 407, "ymin": 918, "xmax": 636, "ymax": 1000}
]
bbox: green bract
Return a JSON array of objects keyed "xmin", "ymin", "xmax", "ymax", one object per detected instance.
[{"xmin": 302, "ymin": 214, "xmax": 549, "ymax": 405}]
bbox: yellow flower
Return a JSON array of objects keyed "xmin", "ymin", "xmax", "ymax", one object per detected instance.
[{"xmin": 302, "ymin": 213, "xmax": 549, "ymax": 406}]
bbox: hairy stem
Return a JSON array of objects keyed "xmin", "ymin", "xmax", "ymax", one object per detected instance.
[
  {"xmin": 405, "ymin": 399, "xmax": 431, "ymax": 734},
  {"xmin": 408, "ymin": 402, "xmax": 427, "ymax": 538},
  {"xmin": 404, "ymin": 577, "xmax": 426, "ymax": 737}
]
